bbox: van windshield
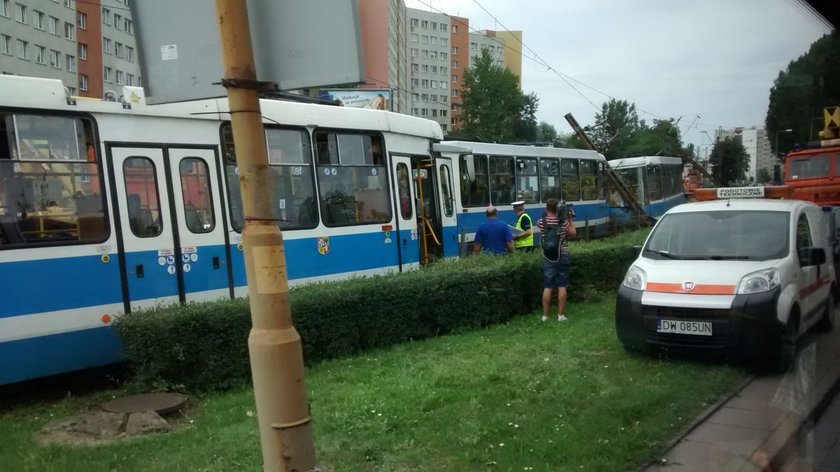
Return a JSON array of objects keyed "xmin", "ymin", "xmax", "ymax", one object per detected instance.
[{"xmin": 644, "ymin": 210, "xmax": 790, "ymax": 261}]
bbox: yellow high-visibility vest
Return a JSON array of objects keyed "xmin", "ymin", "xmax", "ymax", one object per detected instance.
[{"xmin": 514, "ymin": 212, "xmax": 534, "ymax": 248}]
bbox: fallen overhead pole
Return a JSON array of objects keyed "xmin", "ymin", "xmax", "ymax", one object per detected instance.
[
  {"xmin": 681, "ymin": 153, "xmax": 719, "ymax": 187},
  {"xmin": 564, "ymin": 113, "xmax": 654, "ymax": 225}
]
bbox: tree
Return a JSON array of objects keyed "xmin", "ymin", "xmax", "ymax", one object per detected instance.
[
  {"xmin": 462, "ymin": 49, "xmax": 539, "ymax": 142},
  {"xmin": 756, "ymin": 167, "xmax": 772, "ymax": 184},
  {"xmin": 535, "ymin": 121, "xmax": 558, "ymax": 144},
  {"xmin": 709, "ymin": 137, "xmax": 750, "ymax": 185},
  {"xmin": 765, "ymin": 32, "xmax": 840, "ymax": 157},
  {"xmin": 588, "ymin": 99, "xmax": 641, "ymax": 160}
]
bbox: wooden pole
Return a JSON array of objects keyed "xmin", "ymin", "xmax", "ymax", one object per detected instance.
[{"xmin": 214, "ymin": 1, "xmax": 316, "ymax": 470}]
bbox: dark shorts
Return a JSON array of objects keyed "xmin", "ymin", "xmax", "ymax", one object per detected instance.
[{"xmin": 543, "ymin": 253, "xmax": 571, "ymax": 289}]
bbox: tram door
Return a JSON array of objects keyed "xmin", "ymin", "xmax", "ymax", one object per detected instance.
[
  {"xmin": 110, "ymin": 146, "xmax": 230, "ymax": 312},
  {"xmin": 435, "ymin": 156, "xmax": 459, "ymax": 258},
  {"xmin": 391, "ymin": 155, "xmax": 420, "ymax": 269}
]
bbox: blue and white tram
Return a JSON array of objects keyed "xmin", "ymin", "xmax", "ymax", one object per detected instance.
[
  {"xmin": 433, "ymin": 141, "xmax": 610, "ymax": 250},
  {"xmin": 607, "ymin": 156, "xmax": 686, "ymax": 220},
  {"xmin": 0, "ymin": 75, "xmax": 449, "ymax": 385}
]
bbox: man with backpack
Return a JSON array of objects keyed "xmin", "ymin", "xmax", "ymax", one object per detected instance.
[{"xmin": 538, "ymin": 198, "xmax": 576, "ymax": 321}]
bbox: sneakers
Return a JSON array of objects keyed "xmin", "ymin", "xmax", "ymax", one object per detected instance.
[
  {"xmin": 557, "ymin": 314, "xmax": 568, "ymax": 322},
  {"xmin": 541, "ymin": 315, "xmax": 548, "ymax": 322}
]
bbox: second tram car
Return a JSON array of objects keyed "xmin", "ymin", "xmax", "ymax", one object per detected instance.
[{"xmin": 607, "ymin": 156, "xmax": 686, "ymax": 220}]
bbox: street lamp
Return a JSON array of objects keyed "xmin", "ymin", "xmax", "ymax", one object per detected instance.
[{"xmin": 775, "ymin": 128, "xmax": 794, "ymax": 159}]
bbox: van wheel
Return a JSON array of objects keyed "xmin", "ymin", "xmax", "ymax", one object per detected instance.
[
  {"xmin": 815, "ymin": 292, "xmax": 836, "ymax": 332},
  {"xmin": 768, "ymin": 319, "xmax": 796, "ymax": 373}
]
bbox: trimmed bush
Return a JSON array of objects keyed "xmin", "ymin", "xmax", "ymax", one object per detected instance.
[{"xmin": 114, "ymin": 230, "xmax": 649, "ymax": 392}]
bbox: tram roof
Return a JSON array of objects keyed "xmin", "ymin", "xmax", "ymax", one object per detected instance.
[
  {"xmin": 435, "ymin": 140, "xmax": 606, "ymax": 160},
  {"xmin": 0, "ymin": 75, "xmax": 443, "ymax": 139},
  {"xmin": 608, "ymin": 156, "xmax": 684, "ymax": 169}
]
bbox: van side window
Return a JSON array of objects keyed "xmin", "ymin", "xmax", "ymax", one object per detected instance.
[{"xmin": 796, "ymin": 213, "xmax": 812, "ymax": 258}]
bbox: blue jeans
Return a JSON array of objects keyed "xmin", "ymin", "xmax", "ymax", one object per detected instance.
[{"xmin": 543, "ymin": 253, "xmax": 571, "ymax": 289}]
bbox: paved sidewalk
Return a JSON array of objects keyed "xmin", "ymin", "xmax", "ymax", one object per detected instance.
[
  {"xmin": 780, "ymin": 392, "xmax": 840, "ymax": 471},
  {"xmin": 646, "ymin": 326, "xmax": 840, "ymax": 471}
]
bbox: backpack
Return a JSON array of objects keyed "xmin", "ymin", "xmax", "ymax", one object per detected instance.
[{"xmin": 541, "ymin": 211, "xmax": 564, "ymax": 262}]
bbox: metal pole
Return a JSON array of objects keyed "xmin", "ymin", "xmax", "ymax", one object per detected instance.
[{"xmin": 214, "ymin": 1, "xmax": 316, "ymax": 470}]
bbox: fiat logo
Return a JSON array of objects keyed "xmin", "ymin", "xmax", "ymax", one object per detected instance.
[{"xmin": 682, "ymin": 281, "xmax": 696, "ymax": 291}]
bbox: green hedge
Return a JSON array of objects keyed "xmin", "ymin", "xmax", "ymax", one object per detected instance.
[{"xmin": 114, "ymin": 230, "xmax": 649, "ymax": 392}]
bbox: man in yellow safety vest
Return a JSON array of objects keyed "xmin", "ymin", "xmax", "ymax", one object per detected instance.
[{"xmin": 511, "ymin": 201, "xmax": 534, "ymax": 252}]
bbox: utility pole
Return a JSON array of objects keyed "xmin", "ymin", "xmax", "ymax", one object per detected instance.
[{"xmin": 214, "ymin": 1, "xmax": 316, "ymax": 470}]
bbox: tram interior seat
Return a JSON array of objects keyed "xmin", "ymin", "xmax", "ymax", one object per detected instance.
[{"xmin": 0, "ymin": 214, "xmax": 24, "ymax": 244}]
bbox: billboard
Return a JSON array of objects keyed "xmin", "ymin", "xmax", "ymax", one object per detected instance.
[
  {"xmin": 130, "ymin": 0, "xmax": 364, "ymax": 104},
  {"xmin": 318, "ymin": 90, "xmax": 392, "ymax": 111}
]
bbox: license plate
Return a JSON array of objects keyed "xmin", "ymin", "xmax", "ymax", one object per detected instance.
[{"xmin": 656, "ymin": 319, "xmax": 713, "ymax": 336}]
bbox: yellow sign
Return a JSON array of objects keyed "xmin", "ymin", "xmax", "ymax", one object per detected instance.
[{"xmin": 821, "ymin": 106, "xmax": 840, "ymax": 140}]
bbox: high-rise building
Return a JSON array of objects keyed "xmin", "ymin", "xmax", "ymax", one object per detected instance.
[
  {"xmin": 0, "ymin": 0, "xmax": 140, "ymax": 99},
  {"xmin": 468, "ymin": 31, "xmax": 506, "ymax": 69},
  {"xmin": 716, "ymin": 127, "xmax": 774, "ymax": 182},
  {"xmin": 493, "ymin": 30, "xmax": 523, "ymax": 84},
  {"xmin": 406, "ymin": 7, "xmax": 451, "ymax": 132},
  {"xmin": 448, "ymin": 15, "xmax": 468, "ymax": 131},
  {"xmin": 358, "ymin": 0, "xmax": 408, "ymax": 112}
]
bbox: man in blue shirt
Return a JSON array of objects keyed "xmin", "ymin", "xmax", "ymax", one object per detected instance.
[{"xmin": 473, "ymin": 205, "xmax": 514, "ymax": 255}]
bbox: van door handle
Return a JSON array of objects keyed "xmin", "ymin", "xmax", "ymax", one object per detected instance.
[
  {"xmin": 136, "ymin": 264, "xmax": 144, "ymax": 278},
  {"xmin": 212, "ymin": 256, "xmax": 220, "ymax": 269}
]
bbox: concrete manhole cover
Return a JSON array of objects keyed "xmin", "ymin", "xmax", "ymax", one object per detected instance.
[{"xmin": 101, "ymin": 392, "xmax": 188, "ymax": 415}]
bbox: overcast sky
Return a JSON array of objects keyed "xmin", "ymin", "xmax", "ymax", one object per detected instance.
[{"xmin": 404, "ymin": 0, "xmax": 833, "ymax": 155}]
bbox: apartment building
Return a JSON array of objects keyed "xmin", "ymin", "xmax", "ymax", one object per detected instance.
[
  {"xmin": 716, "ymin": 127, "xmax": 774, "ymax": 182},
  {"xmin": 406, "ymin": 7, "xmax": 451, "ymax": 132},
  {"xmin": 449, "ymin": 15, "xmax": 468, "ymax": 131},
  {"xmin": 358, "ymin": 0, "xmax": 408, "ymax": 112},
  {"xmin": 0, "ymin": 0, "xmax": 140, "ymax": 99}
]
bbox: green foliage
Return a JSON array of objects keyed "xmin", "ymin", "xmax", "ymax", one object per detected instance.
[
  {"xmin": 766, "ymin": 32, "xmax": 840, "ymax": 155},
  {"xmin": 588, "ymin": 99, "xmax": 641, "ymax": 160},
  {"xmin": 114, "ymin": 231, "xmax": 649, "ymax": 392},
  {"xmin": 709, "ymin": 137, "xmax": 751, "ymax": 185},
  {"xmin": 462, "ymin": 49, "xmax": 539, "ymax": 142},
  {"xmin": 535, "ymin": 121, "xmax": 559, "ymax": 144}
]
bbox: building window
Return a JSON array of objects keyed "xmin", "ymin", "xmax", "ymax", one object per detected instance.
[
  {"xmin": 79, "ymin": 74, "xmax": 88, "ymax": 91},
  {"xmin": 421, "ymin": 93, "xmax": 428, "ymax": 101},
  {"xmin": 66, "ymin": 86, "xmax": 76, "ymax": 95},
  {"xmin": 441, "ymin": 110, "xmax": 448, "ymax": 117},
  {"xmin": 440, "ymin": 81, "xmax": 448, "ymax": 89},
  {"xmin": 441, "ymin": 95, "xmax": 448, "ymax": 103},
  {"xmin": 431, "ymin": 21, "xmax": 437, "ymax": 30},
  {"xmin": 64, "ymin": 22, "xmax": 74, "ymax": 40},
  {"xmin": 0, "ymin": 0, "xmax": 7, "ymax": 18},
  {"xmin": 411, "ymin": 63, "xmax": 418, "ymax": 73},
  {"xmin": 421, "ymin": 109, "xmax": 428, "ymax": 116},
  {"xmin": 35, "ymin": 45, "xmax": 45, "ymax": 64},
  {"xmin": 113, "ymin": 13, "xmax": 122, "ymax": 30},
  {"xmin": 103, "ymin": 37, "xmax": 112, "ymax": 54},
  {"xmin": 421, "ymin": 20, "xmax": 428, "ymax": 28},
  {"xmin": 411, "ymin": 18, "xmax": 418, "ymax": 27},
  {"xmin": 421, "ymin": 64, "xmax": 428, "ymax": 73},
  {"xmin": 14, "ymin": 2, "xmax": 25, "ymax": 23},
  {"xmin": 432, "ymin": 109, "xmax": 438, "ymax": 117},
  {"xmin": 66, "ymin": 54, "xmax": 75, "ymax": 72},
  {"xmin": 124, "ymin": 19, "xmax": 132, "ymax": 34},
  {"xmin": 452, "ymin": 74, "xmax": 457, "ymax": 82},
  {"xmin": 15, "ymin": 39, "xmax": 27, "ymax": 59},
  {"xmin": 114, "ymin": 42, "xmax": 123, "ymax": 58},
  {"xmin": 452, "ymin": 46, "xmax": 459, "ymax": 55},
  {"xmin": 77, "ymin": 12, "xmax": 86, "ymax": 29},
  {"xmin": 452, "ymin": 61, "xmax": 458, "ymax": 69},
  {"xmin": 441, "ymin": 24, "xmax": 448, "ymax": 32},
  {"xmin": 78, "ymin": 43, "xmax": 87, "ymax": 60},
  {"xmin": 126, "ymin": 73, "xmax": 134, "ymax": 86},
  {"xmin": 471, "ymin": 42, "xmax": 477, "ymax": 51},
  {"xmin": 431, "ymin": 36, "xmax": 437, "ymax": 45},
  {"xmin": 102, "ymin": 7, "xmax": 110, "ymax": 25},
  {"xmin": 410, "ymin": 48, "xmax": 417, "ymax": 58},
  {"xmin": 116, "ymin": 70, "xmax": 123, "ymax": 84},
  {"xmin": 421, "ymin": 35, "xmax": 427, "ymax": 44},
  {"xmin": 64, "ymin": 0, "xmax": 73, "ymax": 8},
  {"xmin": 104, "ymin": 66, "xmax": 112, "ymax": 82},
  {"xmin": 431, "ymin": 65, "xmax": 437, "ymax": 74},
  {"xmin": 33, "ymin": 10, "xmax": 44, "ymax": 29},
  {"xmin": 452, "ymin": 89, "xmax": 459, "ymax": 98},
  {"xmin": 0, "ymin": 35, "xmax": 10, "ymax": 55},
  {"xmin": 421, "ymin": 79, "xmax": 429, "ymax": 87},
  {"xmin": 412, "ymin": 93, "xmax": 419, "ymax": 102},
  {"xmin": 452, "ymin": 25, "xmax": 458, "ymax": 33},
  {"xmin": 422, "ymin": 50, "xmax": 428, "ymax": 59},
  {"xmin": 48, "ymin": 16, "xmax": 58, "ymax": 35},
  {"xmin": 411, "ymin": 107, "xmax": 418, "ymax": 115},
  {"xmin": 49, "ymin": 49, "xmax": 60, "ymax": 68},
  {"xmin": 430, "ymin": 95, "xmax": 437, "ymax": 103},
  {"xmin": 441, "ymin": 52, "xmax": 448, "ymax": 60},
  {"xmin": 441, "ymin": 38, "xmax": 448, "ymax": 46},
  {"xmin": 441, "ymin": 66, "xmax": 447, "ymax": 75},
  {"xmin": 431, "ymin": 81, "xmax": 437, "ymax": 89},
  {"xmin": 430, "ymin": 51, "xmax": 437, "ymax": 59},
  {"xmin": 126, "ymin": 46, "xmax": 134, "ymax": 62},
  {"xmin": 410, "ymin": 33, "xmax": 418, "ymax": 42},
  {"xmin": 411, "ymin": 78, "xmax": 419, "ymax": 86}
]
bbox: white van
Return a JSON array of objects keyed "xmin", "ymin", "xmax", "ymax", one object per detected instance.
[{"xmin": 616, "ymin": 187, "xmax": 836, "ymax": 371}]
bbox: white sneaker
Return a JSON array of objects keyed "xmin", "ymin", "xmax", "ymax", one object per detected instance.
[
  {"xmin": 557, "ymin": 314, "xmax": 568, "ymax": 322},
  {"xmin": 541, "ymin": 315, "xmax": 548, "ymax": 322}
]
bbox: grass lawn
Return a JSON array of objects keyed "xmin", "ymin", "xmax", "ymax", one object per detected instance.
[{"xmin": 0, "ymin": 295, "xmax": 746, "ymax": 471}]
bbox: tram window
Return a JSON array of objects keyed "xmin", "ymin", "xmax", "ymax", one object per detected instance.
[
  {"xmin": 459, "ymin": 154, "xmax": 489, "ymax": 207},
  {"xmin": 222, "ymin": 125, "xmax": 318, "ymax": 231},
  {"xmin": 123, "ymin": 157, "xmax": 163, "ymax": 238},
  {"xmin": 561, "ymin": 158, "xmax": 580, "ymax": 201},
  {"xmin": 597, "ymin": 161, "xmax": 606, "ymax": 200},
  {"xmin": 397, "ymin": 163, "xmax": 412, "ymax": 220},
  {"xmin": 0, "ymin": 113, "xmax": 108, "ymax": 247},
  {"xmin": 315, "ymin": 131, "xmax": 390, "ymax": 227},
  {"xmin": 647, "ymin": 164, "xmax": 663, "ymax": 201},
  {"xmin": 489, "ymin": 156, "xmax": 514, "ymax": 205},
  {"xmin": 179, "ymin": 158, "xmax": 215, "ymax": 234},
  {"xmin": 515, "ymin": 157, "xmax": 538, "ymax": 203},
  {"xmin": 580, "ymin": 159, "xmax": 598, "ymax": 201},
  {"xmin": 617, "ymin": 168, "xmax": 643, "ymax": 204},
  {"xmin": 539, "ymin": 158, "xmax": 561, "ymax": 202},
  {"xmin": 440, "ymin": 163, "xmax": 454, "ymax": 217}
]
